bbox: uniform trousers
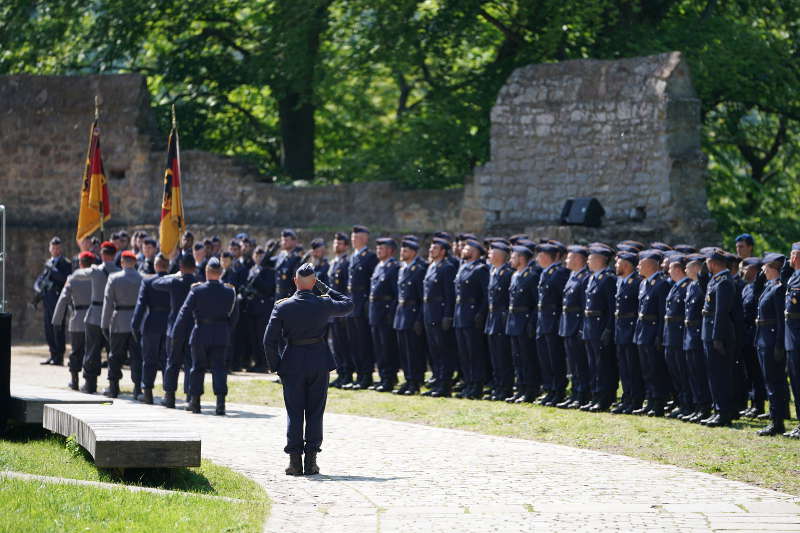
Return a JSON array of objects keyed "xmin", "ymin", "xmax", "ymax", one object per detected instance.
[
  {"xmin": 109, "ymin": 332, "xmax": 141, "ymax": 386},
  {"xmin": 563, "ymin": 335, "xmax": 589, "ymax": 399},
  {"xmin": 487, "ymin": 333, "xmax": 513, "ymax": 395},
  {"xmin": 190, "ymin": 343, "xmax": 228, "ymax": 397},
  {"xmin": 704, "ymin": 341, "xmax": 734, "ymax": 418},
  {"xmin": 330, "ymin": 317, "xmax": 353, "ymax": 381},
  {"xmin": 140, "ymin": 331, "xmax": 167, "ymax": 389},
  {"xmin": 637, "ymin": 343, "xmax": 670, "ymax": 402},
  {"xmin": 43, "ymin": 297, "xmax": 65, "ymax": 362},
  {"xmin": 245, "ymin": 313, "xmax": 269, "ymax": 369},
  {"xmin": 164, "ymin": 336, "xmax": 191, "ymax": 394},
  {"xmin": 664, "ymin": 345, "xmax": 692, "ymax": 408},
  {"xmin": 787, "ymin": 349, "xmax": 800, "ymax": 421},
  {"xmin": 741, "ymin": 345, "xmax": 767, "ymax": 405},
  {"xmin": 82, "ymin": 324, "xmax": 105, "ymax": 378},
  {"xmin": 396, "ymin": 328, "xmax": 426, "ymax": 383},
  {"xmin": 347, "ymin": 315, "xmax": 374, "ymax": 379},
  {"xmin": 370, "ymin": 324, "xmax": 399, "ymax": 383},
  {"xmin": 68, "ymin": 331, "xmax": 85, "ymax": 373},
  {"xmin": 535, "ymin": 336, "xmax": 553, "ymax": 393},
  {"xmin": 585, "ymin": 339, "xmax": 617, "ymax": 404},
  {"xmin": 757, "ymin": 346, "xmax": 790, "ymax": 421},
  {"xmin": 616, "ymin": 343, "xmax": 643, "ymax": 408},
  {"xmin": 424, "ymin": 323, "xmax": 457, "ymax": 385},
  {"xmin": 455, "ymin": 327, "xmax": 488, "ymax": 388},
  {"xmin": 684, "ymin": 347, "xmax": 711, "ymax": 408},
  {"xmin": 510, "ymin": 334, "xmax": 539, "ymax": 393},
  {"xmin": 540, "ymin": 333, "xmax": 567, "ymax": 395},
  {"xmin": 281, "ymin": 368, "xmax": 329, "ymax": 454}
]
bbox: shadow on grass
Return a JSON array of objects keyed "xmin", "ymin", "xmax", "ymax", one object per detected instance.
[{"xmin": 1, "ymin": 421, "xmax": 216, "ymax": 494}]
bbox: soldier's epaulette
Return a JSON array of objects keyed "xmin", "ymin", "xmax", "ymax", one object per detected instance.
[
  {"xmin": 275, "ymin": 297, "xmax": 289, "ymax": 305},
  {"xmin": 191, "ymin": 282, "xmax": 202, "ymax": 287},
  {"xmin": 224, "ymin": 283, "xmax": 235, "ymax": 289},
  {"xmin": 320, "ymin": 294, "xmax": 331, "ymax": 298}
]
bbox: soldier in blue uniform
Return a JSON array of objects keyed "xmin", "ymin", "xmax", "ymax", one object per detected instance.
[
  {"xmin": 783, "ymin": 243, "xmax": 800, "ymax": 438},
  {"xmin": 453, "ymin": 239, "xmax": 490, "ymax": 399},
  {"xmin": 484, "ymin": 242, "xmax": 514, "ymax": 401},
  {"xmin": 663, "ymin": 255, "xmax": 693, "ymax": 418},
  {"xmin": 701, "ymin": 249, "xmax": 743, "ymax": 427},
  {"xmin": 348, "ymin": 225, "xmax": 379, "ymax": 389},
  {"xmin": 582, "ymin": 247, "xmax": 617, "ymax": 412},
  {"xmin": 263, "ymin": 263, "xmax": 354, "ymax": 475},
  {"xmin": 173, "ymin": 258, "xmax": 239, "ymax": 416},
  {"xmin": 739, "ymin": 257, "xmax": 767, "ymax": 418},
  {"xmin": 151, "ymin": 253, "xmax": 197, "ymax": 408},
  {"xmin": 612, "ymin": 251, "xmax": 644, "ymax": 414},
  {"xmin": 35, "ymin": 237, "xmax": 73, "ymax": 365},
  {"xmin": 240, "ymin": 247, "xmax": 277, "ymax": 373},
  {"xmin": 556, "ymin": 246, "xmax": 591, "ymax": 409},
  {"xmin": 682, "ymin": 254, "xmax": 712, "ymax": 422},
  {"xmin": 393, "ymin": 239, "xmax": 428, "ymax": 395},
  {"xmin": 505, "ymin": 244, "xmax": 540, "ymax": 403},
  {"xmin": 633, "ymin": 250, "xmax": 671, "ymax": 417},
  {"xmin": 275, "ymin": 229, "xmax": 303, "ymax": 299},
  {"xmin": 535, "ymin": 242, "xmax": 570, "ymax": 406},
  {"xmin": 328, "ymin": 232, "xmax": 353, "ymax": 388},
  {"xmin": 131, "ymin": 253, "xmax": 171, "ymax": 404},
  {"xmin": 368, "ymin": 238, "xmax": 401, "ymax": 392},
  {"xmin": 307, "ymin": 238, "xmax": 330, "ymax": 285},
  {"xmin": 421, "ymin": 237, "xmax": 458, "ymax": 397},
  {"xmin": 755, "ymin": 253, "xmax": 790, "ymax": 436}
]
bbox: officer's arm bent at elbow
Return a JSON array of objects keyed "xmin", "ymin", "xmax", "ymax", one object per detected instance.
[{"xmin": 325, "ymin": 289, "xmax": 354, "ymax": 317}]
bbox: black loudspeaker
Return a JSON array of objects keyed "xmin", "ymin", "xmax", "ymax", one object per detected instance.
[
  {"xmin": 0, "ymin": 313, "xmax": 10, "ymax": 434},
  {"xmin": 560, "ymin": 198, "xmax": 605, "ymax": 227}
]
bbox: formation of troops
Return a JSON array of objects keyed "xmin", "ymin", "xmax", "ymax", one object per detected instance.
[{"xmin": 35, "ymin": 227, "xmax": 800, "ymax": 438}]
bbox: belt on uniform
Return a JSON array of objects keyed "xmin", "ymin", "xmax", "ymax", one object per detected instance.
[
  {"xmin": 349, "ymin": 285, "xmax": 366, "ymax": 293},
  {"xmin": 665, "ymin": 315, "xmax": 685, "ymax": 323},
  {"xmin": 615, "ymin": 312, "xmax": 636, "ymax": 319},
  {"xmin": 538, "ymin": 303, "xmax": 558, "ymax": 311},
  {"xmin": 638, "ymin": 314, "xmax": 657, "ymax": 321},
  {"xmin": 398, "ymin": 299, "xmax": 418, "ymax": 306},
  {"xmin": 369, "ymin": 295, "xmax": 394, "ymax": 302},
  {"xmin": 756, "ymin": 318, "xmax": 776, "ymax": 326},
  {"xmin": 786, "ymin": 312, "xmax": 800, "ymax": 319},
  {"xmin": 684, "ymin": 320, "xmax": 700, "ymax": 326},
  {"xmin": 489, "ymin": 304, "xmax": 507, "ymax": 313},
  {"xmin": 289, "ymin": 336, "xmax": 325, "ymax": 346},
  {"xmin": 456, "ymin": 297, "xmax": 477, "ymax": 304},
  {"xmin": 149, "ymin": 306, "xmax": 170, "ymax": 313},
  {"xmin": 74, "ymin": 305, "xmax": 89, "ymax": 311},
  {"xmin": 562, "ymin": 306, "xmax": 582, "ymax": 313},
  {"xmin": 91, "ymin": 300, "xmax": 103, "ymax": 306},
  {"xmin": 113, "ymin": 305, "xmax": 134, "ymax": 311},
  {"xmin": 509, "ymin": 305, "xmax": 531, "ymax": 313},
  {"xmin": 197, "ymin": 317, "xmax": 228, "ymax": 324},
  {"xmin": 584, "ymin": 310, "xmax": 602, "ymax": 317},
  {"xmin": 702, "ymin": 310, "xmax": 713, "ymax": 316},
  {"xmin": 423, "ymin": 296, "xmax": 443, "ymax": 303}
]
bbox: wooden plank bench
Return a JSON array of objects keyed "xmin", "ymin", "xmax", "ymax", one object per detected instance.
[
  {"xmin": 9, "ymin": 384, "xmax": 111, "ymax": 424},
  {"xmin": 42, "ymin": 403, "xmax": 202, "ymax": 469}
]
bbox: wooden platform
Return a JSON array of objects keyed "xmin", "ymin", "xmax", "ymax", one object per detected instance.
[
  {"xmin": 9, "ymin": 384, "xmax": 111, "ymax": 424},
  {"xmin": 42, "ymin": 403, "xmax": 201, "ymax": 468}
]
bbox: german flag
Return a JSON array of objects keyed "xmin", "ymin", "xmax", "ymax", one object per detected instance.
[
  {"xmin": 158, "ymin": 116, "xmax": 186, "ymax": 256},
  {"xmin": 76, "ymin": 119, "xmax": 111, "ymax": 242}
]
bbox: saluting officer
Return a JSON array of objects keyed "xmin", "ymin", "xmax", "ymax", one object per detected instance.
[
  {"xmin": 100, "ymin": 250, "xmax": 143, "ymax": 399},
  {"xmin": 263, "ymin": 263, "xmax": 354, "ymax": 476},
  {"xmin": 633, "ymin": 250, "xmax": 671, "ymax": 417},
  {"xmin": 612, "ymin": 251, "xmax": 644, "ymax": 415},
  {"xmin": 52, "ymin": 251, "xmax": 94, "ymax": 390},
  {"xmin": 582, "ymin": 247, "xmax": 617, "ymax": 412},
  {"xmin": 484, "ymin": 242, "xmax": 514, "ymax": 401},
  {"xmin": 368, "ymin": 238, "xmax": 401, "ymax": 392},
  {"xmin": 328, "ymin": 232, "xmax": 354, "ymax": 388},
  {"xmin": 755, "ymin": 253, "xmax": 790, "ymax": 436},
  {"xmin": 453, "ymin": 239, "xmax": 490, "ymax": 400},
  {"xmin": 535, "ymin": 243, "xmax": 570, "ymax": 406},
  {"xmin": 173, "ymin": 257, "xmax": 239, "ymax": 416},
  {"xmin": 131, "ymin": 253, "xmax": 171, "ymax": 404},
  {"xmin": 347, "ymin": 225, "xmax": 379, "ymax": 390},
  {"xmin": 663, "ymin": 255, "xmax": 692, "ymax": 419},
  {"xmin": 682, "ymin": 254, "xmax": 712, "ymax": 422},
  {"xmin": 421, "ymin": 237, "xmax": 458, "ymax": 397},
  {"xmin": 557, "ymin": 246, "xmax": 591, "ymax": 409},
  {"xmin": 393, "ymin": 239, "xmax": 428, "ymax": 395},
  {"xmin": 505, "ymin": 243, "xmax": 540, "ymax": 403}
]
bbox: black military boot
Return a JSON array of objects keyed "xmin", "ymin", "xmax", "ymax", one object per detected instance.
[
  {"xmin": 303, "ymin": 451, "xmax": 320, "ymax": 475},
  {"xmin": 103, "ymin": 380, "xmax": 119, "ymax": 398},
  {"xmin": 140, "ymin": 388, "xmax": 154, "ymax": 405},
  {"xmin": 67, "ymin": 371, "xmax": 80, "ymax": 391},
  {"xmin": 285, "ymin": 453, "xmax": 303, "ymax": 476},
  {"xmin": 186, "ymin": 395, "xmax": 201, "ymax": 414},
  {"xmin": 215, "ymin": 395, "xmax": 226, "ymax": 416},
  {"xmin": 80, "ymin": 375, "xmax": 97, "ymax": 394},
  {"xmin": 161, "ymin": 391, "xmax": 176, "ymax": 409},
  {"xmin": 132, "ymin": 384, "xmax": 142, "ymax": 401}
]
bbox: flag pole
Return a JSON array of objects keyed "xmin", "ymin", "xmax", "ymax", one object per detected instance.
[{"xmin": 95, "ymin": 95, "xmax": 104, "ymax": 242}]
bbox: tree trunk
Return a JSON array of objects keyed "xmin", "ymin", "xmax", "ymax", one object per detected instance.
[{"xmin": 278, "ymin": 92, "xmax": 315, "ymax": 181}]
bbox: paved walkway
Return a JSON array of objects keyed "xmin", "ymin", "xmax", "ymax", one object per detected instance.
[{"xmin": 10, "ymin": 349, "xmax": 800, "ymax": 532}]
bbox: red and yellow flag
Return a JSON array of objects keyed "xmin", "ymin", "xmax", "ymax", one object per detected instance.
[
  {"xmin": 76, "ymin": 120, "xmax": 111, "ymax": 242},
  {"xmin": 158, "ymin": 121, "xmax": 186, "ymax": 256}
]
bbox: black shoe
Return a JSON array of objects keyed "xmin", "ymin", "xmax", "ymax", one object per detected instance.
[
  {"xmin": 590, "ymin": 402, "xmax": 611, "ymax": 413},
  {"xmin": 783, "ymin": 425, "xmax": 800, "ymax": 439},
  {"xmin": 40, "ymin": 357, "xmax": 54, "ymax": 365},
  {"xmin": 610, "ymin": 403, "xmax": 627, "ymax": 415},
  {"xmin": 506, "ymin": 392, "xmax": 523, "ymax": 403},
  {"xmin": 631, "ymin": 404, "xmax": 650, "ymax": 416},
  {"xmin": 556, "ymin": 397, "xmax": 575, "ymax": 409},
  {"xmin": 247, "ymin": 365, "xmax": 268, "ymax": 373},
  {"xmin": 303, "ymin": 451, "xmax": 320, "ymax": 475},
  {"xmin": 132, "ymin": 385, "xmax": 142, "ymax": 401},
  {"xmin": 286, "ymin": 453, "xmax": 303, "ymax": 476},
  {"xmin": 430, "ymin": 388, "xmax": 450, "ymax": 398},
  {"xmin": 161, "ymin": 391, "xmax": 176, "ymax": 408},
  {"xmin": 757, "ymin": 423, "xmax": 785, "ymax": 436},
  {"xmin": 68, "ymin": 371, "xmax": 80, "ymax": 391},
  {"xmin": 544, "ymin": 393, "xmax": 564, "ymax": 407},
  {"xmin": 103, "ymin": 380, "xmax": 119, "ymax": 398},
  {"xmin": 537, "ymin": 392, "xmax": 553, "ymax": 405},
  {"xmin": 341, "ymin": 381, "xmax": 355, "ymax": 390},
  {"xmin": 700, "ymin": 413, "xmax": 719, "ymax": 426},
  {"xmin": 393, "ymin": 382, "xmax": 410, "ymax": 395},
  {"xmin": 328, "ymin": 377, "xmax": 341, "ymax": 388},
  {"xmin": 186, "ymin": 396, "xmax": 201, "ymax": 414},
  {"xmin": 706, "ymin": 416, "xmax": 732, "ymax": 427},
  {"xmin": 101, "ymin": 360, "xmax": 108, "ymax": 369},
  {"xmin": 579, "ymin": 401, "xmax": 595, "ymax": 411},
  {"xmin": 80, "ymin": 376, "xmax": 97, "ymax": 394},
  {"xmin": 646, "ymin": 402, "xmax": 665, "ymax": 417},
  {"xmin": 403, "ymin": 383, "xmax": 420, "ymax": 396},
  {"xmin": 667, "ymin": 407, "xmax": 682, "ymax": 419},
  {"xmin": 215, "ymin": 396, "xmax": 225, "ymax": 416},
  {"xmin": 140, "ymin": 388, "xmax": 154, "ymax": 405}
]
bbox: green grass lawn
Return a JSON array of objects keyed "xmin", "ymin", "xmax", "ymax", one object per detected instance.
[
  {"xmin": 0, "ymin": 424, "xmax": 268, "ymax": 533},
  {"xmin": 219, "ymin": 376, "xmax": 800, "ymax": 495}
]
